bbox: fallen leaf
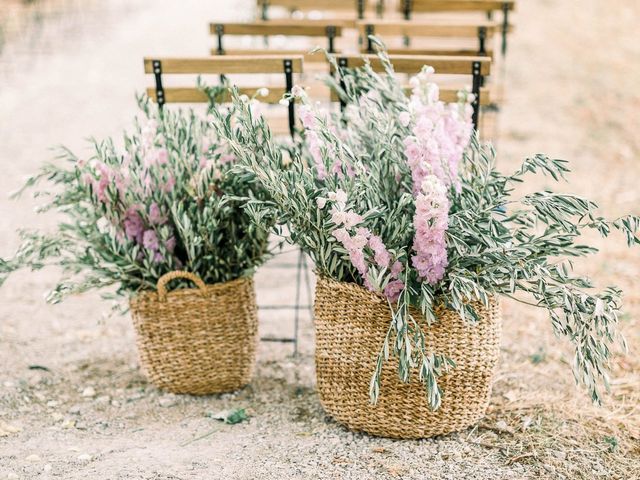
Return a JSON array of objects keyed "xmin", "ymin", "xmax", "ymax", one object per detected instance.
[
  {"xmin": 372, "ymin": 446, "xmax": 387, "ymax": 454},
  {"xmin": 207, "ymin": 408, "xmax": 248, "ymax": 425}
]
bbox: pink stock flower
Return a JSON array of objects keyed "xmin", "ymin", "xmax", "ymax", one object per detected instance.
[
  {"xmin": 142, "ymin": 230, "xmax": 159, "ymax": 251},
  {"xmin": 411, "ymin": 175, "xmax": 449, "ymax": 285},
  {"xmin": 384, "ymin": 279, "xmax": 405, "ymax": 302},
  {"xmin": 299, "ymin": 105, "xmax": 316, "ymax": 129},
  {"xmin": 163, "ymin": 175, "xmax": 175, "ymax": 193},
  {"xmin": 157, "ymin": 148, "xmax": 168, "ymax": 165},
  {"xmin": 148, "ymin": 202, "xmax": 164, "ymax": 225},
  {"xmin": 165, "ymin": 236, "xmax": 177, "ymax": 253},
  {"xmin": 368, "ymin": 234, "xmax": 391, "ymax": 269},
  {"xmin": 398, "ymin": 111, "xmax": 411, "ymax": 127},
  {"xmin": 343, "ymin": 211, "xmax": 363, "ymax": 229},
  {"xmin": 123, "ymin": 208, "xmax": 144, "ymax": 243},
  {"xmin": 390, "ymin": 260, "xmax": 403, "ymax": 278}
]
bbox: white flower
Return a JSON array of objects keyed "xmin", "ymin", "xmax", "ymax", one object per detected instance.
[
  {"xmin": 398, "ymin": 112, "xmax": 411, "ymax": 127},
  {"xmin": 316, "ymin": 197, "xmax": 327, "ymax": 209},
  {"xmin": 291, "ymin": 85, "xmax": 305, "ymax": 98},
  {"xmin": 335, "ymin": 189, "xmax": 348, "ymax": 204},
  {"xmin": 279, "ymin": 98, "xmax": 290, "ymax": 106},
  {"xmin": 239, "ymin": 94, "xmax": 250, "ymax": 103},
  {"xmin": 331, "ymin": 209, "xmax": 346, "ymax": 226},
  {"xmin": 257, "ymin": 88, "xmax": 269, "ymax": 97}
]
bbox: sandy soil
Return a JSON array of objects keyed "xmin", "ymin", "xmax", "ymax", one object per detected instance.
[{"xmin": 1, "ymin": 0, "xmax": 639, "ymax": 479}]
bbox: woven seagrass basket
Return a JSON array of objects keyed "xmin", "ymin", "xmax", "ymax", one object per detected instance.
[
  {"xmin": 314, "ymin": 276, "xmax": 502, "ymax": 439},
  {"xmin": 129, "ymin": 271, "xmax": 258, "ymax": 395}
]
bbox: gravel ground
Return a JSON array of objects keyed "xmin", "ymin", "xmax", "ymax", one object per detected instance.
[{"xmin": 1, "ymin": 0, "xmax": 639, "ymax": 479}]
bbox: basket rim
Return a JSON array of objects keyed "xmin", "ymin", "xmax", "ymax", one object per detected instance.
[
  {"xmin": 315, "ymin": 275, "xmax": 499, "ymax": 320},
  {"xmin": 130, "ymin": 274, "xmax": 254, "ymax": 305}
]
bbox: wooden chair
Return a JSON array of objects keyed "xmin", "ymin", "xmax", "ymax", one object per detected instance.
[
  {"xmin": 399, "ymin": 0, "xmax": 515, "ymax": 55},
  {"xmin": 358, "ymin": 19, "xmax": 505, "ymax": 57},
  {"xmin": 209, "ymin": 20, "xmax": 348, "ymax": 63},
  {"xmin": 258, "ymin": 0, "xmax": 379, "ymax": 21},
  {"xmin": 329, "ymin": 54, "xmax": 491, "ymax": 131},
  {"xmin": 143, "ymin": 55, "xmax": 304, "ymax": 137}
]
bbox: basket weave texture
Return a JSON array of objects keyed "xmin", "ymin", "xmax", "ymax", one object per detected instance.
[
  {"xmin": 314, "ymin": 276, "xmax": 502, "ymax": 439},
  {"xmin": 129, "ymin": 271, "xmax": 258, "ymax": 395}
]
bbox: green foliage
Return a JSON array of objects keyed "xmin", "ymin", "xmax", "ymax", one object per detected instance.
[
  {"xmin": 0, "ymin": 97, "xmax": 273, "ymax": 302},
  {"xmin": 210, "ymin": 53, "xmax": 639, "ymax": 409}
]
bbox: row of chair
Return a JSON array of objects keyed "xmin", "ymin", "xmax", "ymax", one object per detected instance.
[
  {"xmin": 209, "ymin": 18, "xmax": 509, "ymax": 60},
  {"xmin": 144, "ymin": 54, "xmax": 491, "ymax": 137}
]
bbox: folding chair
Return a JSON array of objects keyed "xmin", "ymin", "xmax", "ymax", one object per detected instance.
[
  {"xmin": 329, "ymin": 54, "xmax": 491, "ymax": 132},
  {"xmin": 209, "ymin": 20, "xmax": 348, "ymax": 63},
  {"xmin": 258, "ymin": 0, "xmax": 379, "ymax": 21},
  {"xmin": 399, "ymin": 0, "xmax": 515, "ymax": 55},
  {"xmin": 144, "ymin": 55, "xmax": 311, "ymax": 352}
]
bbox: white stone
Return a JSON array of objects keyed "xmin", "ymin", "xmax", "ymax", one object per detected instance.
[
  {"xmin": 81, "ymin": 387, "xmax": 96, "ymax": 398},
  {"xmin": 25, "ymin": 454, "xmax": 41, "ymax": 462}
]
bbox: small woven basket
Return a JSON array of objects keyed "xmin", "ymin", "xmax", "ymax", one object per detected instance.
[
  {"xmin": 129, "ymin": 271, "xmax": 258, "ymax": 395},
  {"xmin": 314, "ymin": 276, "xmax": 502, "ymax": 439}
]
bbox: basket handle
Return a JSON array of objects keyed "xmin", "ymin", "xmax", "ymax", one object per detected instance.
[{"xmin": 157, "ymin": 271, "xmax": 206, "ymax": 301}]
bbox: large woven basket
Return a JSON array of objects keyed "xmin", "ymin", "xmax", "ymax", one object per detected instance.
[
  {"xmin": 129, "ymin": 271, "xmax": 258, "ymax": 395},
  {"xmin": 314, "ymin": 276, "xmax": 502, "ymax": 439}
]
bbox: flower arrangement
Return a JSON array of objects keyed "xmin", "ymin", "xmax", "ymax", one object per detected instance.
[
  {"xmin": 211, "ymin": 52, "xmax": 640, "ymax": 409},
  {"xmin": 0, "ymin": 97, "xmax": 273, "ymax": 303}
]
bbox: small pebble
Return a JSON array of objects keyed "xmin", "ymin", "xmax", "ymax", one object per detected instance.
[
  {"xmin": 68, "ymin": 405, "xmax": 82, "ymax": 415},
  {"xmin": 7, "ymin": 473, "xmax": 19, "ymax": 480},
  {"xmin": 495, "ymin": 420, "xmax": 509, "ymax": 431},
  {"xmin": 43, "ymin": 464, "xmax": 52, "ymax": 473},
  {"xmin": 25, "ymin": 454, "xmax": 41, "ymax": 462},
  {"xmin": 158, "ymin": 396, "xmax": 177, "ymax": 408},
  {"xmin": 46, "ymin": 400, "xmax": 58, "ymax": 408},
  {"xmin": 77, "ymin": 453, "xmax": 92, "ymax": 462},
  {"xmin": 81, "ymin": 387, "xmax": 96, "ymax": 398},
  {"xmin": 94, "ymin": 395, "xmax": 110, "ymax": 405}
]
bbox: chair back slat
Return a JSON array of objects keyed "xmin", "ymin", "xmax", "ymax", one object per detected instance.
[
  {"xmin": 210, "ymin": 21, "xmax": 346, "ymax": 37},
  {"xmin": 333, "ymin": 54, "xmax": 491, "ymax": 76},
  {"xmin": 146, "ymin": 87, "xmax": 288, "ymax": 104},
  {"xmin": 329, "ymin": 86, "xmax": 491, "ymax": 105},
  {"xmin": 144, "ymin": 56, "xmax": 303, "ymax": 75},
  {"xmin": 358, "ymin": 20, "xmax": 501, "ymax": 38},
  {"xmin": 401, "ymin": 0, "xmax": 515, "ymax": 13}
]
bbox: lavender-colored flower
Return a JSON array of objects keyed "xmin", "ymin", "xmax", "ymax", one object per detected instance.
[{"xmin": 142, "ymin": 229, "xmax": 159, "ymax": 251}]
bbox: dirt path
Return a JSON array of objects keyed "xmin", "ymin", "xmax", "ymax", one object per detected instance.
[{"xmin": 1, "ymin": 1, "xmax": 639, "ymax": 479}]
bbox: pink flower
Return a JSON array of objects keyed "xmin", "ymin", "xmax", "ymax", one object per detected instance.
[
  {"xmin": 384, "ymin": 279, "xmax": 405, "ymax": 302},
  {"xmin": 157, "ymin": 148, "xmax": 168, "ymax": 165},
  {"xmin": 316, "ymin": 197, "xmax": 327, "ymax": 209},
  {"xmin": 142, "ymin": 230, "xmax": 159, "ymax": 251},
  {"xmin": 411, "ymin": 175, "xmax": 449, "ymax": 285},
  {"xmin": 148, "ymin": 203, "xmax": 164, "ymax": 225},
  {"xmin": 123, "ymin": 208, "xmax": 144, "ymax": 243},
  {"xmin": 390, "ymin": 260, "xmax": 403, "ymax": 278},
  {"xmin": 331, "ymin": 209, "xmax": 347, "ymax": 226},
  {"xmin": 348, "ymin": 248, "xmax": 367, "ymax": 276},
  {"xmin": 368, "ymin": 235, "xmax": 391, "ymax": 269},
  {"xmin": 332, "ymin": 228, "xmax": 350, "ymax": 244},
  {"xmin": 165, "ymin": 236, "xmax": 177, "ymax": 253},
  {"xmin": 398, "ymin": 111, "xmax": 411, "ymax": 127},
  {"xmin": 299, "ymin": 105, "xmax": 316, "ymax": 129},
  {"xmin": 163, "ymin": 175, "xmax": 175, "ymax": 193},
  {"xmin": 343, "ymin": 211, "xmax": 363, "ymax": 229}
]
